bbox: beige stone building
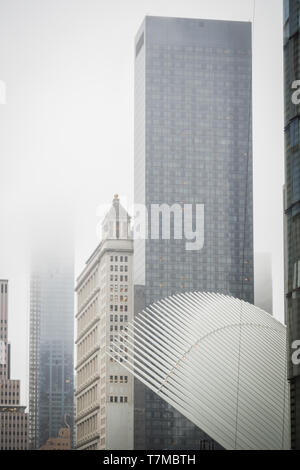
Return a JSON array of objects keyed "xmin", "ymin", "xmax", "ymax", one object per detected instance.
[
  {"xmin": 0, "ymin": 280, "xmax": 28, "ymax": 450},
  {"xmin": 75, "ymin": 195, "xmax": 134, "ymax": 450}
]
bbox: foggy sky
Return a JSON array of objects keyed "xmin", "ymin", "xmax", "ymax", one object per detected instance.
[{"xmin": 0, "ymin": 0, "xmax": 284, "ymax": 406}]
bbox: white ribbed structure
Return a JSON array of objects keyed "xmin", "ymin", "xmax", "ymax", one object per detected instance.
[{"xmin": 107, "ymin": 292, "xmax": 290, "ymax": 450}]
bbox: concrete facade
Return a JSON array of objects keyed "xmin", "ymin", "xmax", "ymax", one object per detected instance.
[{"xmin": 75, "ymin": 196, "xmax": 134, "ymax": 450}]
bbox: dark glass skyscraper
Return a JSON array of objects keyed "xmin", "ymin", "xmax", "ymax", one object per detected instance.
[
  {"xmin": 134, "ymin": 16, "xmax": 253, "ymax": 449},
  {"xmin": 29, "ymin": 246, "xmax": 74, "ymax": 449},
  {"xmin": 284, "ymin": 0, "xmax": 300, "ymax": 450}
]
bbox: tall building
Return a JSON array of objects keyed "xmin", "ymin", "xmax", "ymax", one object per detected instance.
[
  {"xmin": 283, "ymin": 0, "xmax": 300, "ymax": 450},
  {"xmin": 75, "ymin": 195, "xmax": 134, "ymax": 450},
  {"xmin": 0, "ymin": 280, "xmax": 28, "ymax": 450},
  {"xmin": 29, "ymin": 246, "xmax": 74, "ymax": 449},
  {"xmin": 134, "ymin": 16, "xmax": 253, "ymax": 449}
]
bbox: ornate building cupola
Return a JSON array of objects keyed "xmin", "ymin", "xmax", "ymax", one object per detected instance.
[{"xmin": 102, "ymin": 194, "xmax": 131, "ymax": 240}]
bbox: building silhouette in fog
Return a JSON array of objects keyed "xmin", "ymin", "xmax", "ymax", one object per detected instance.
[{"xmin": 29, "ymin": 240, "xmax": 74, "ymax": 449}]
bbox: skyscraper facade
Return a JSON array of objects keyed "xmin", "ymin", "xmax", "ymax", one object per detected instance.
[
  {"xmin": 75, "ymin": 196, "xmax": 134, "ymax": 450},
  {"xmin": 134, "ymin": 16, "xmax": 253, "ymax": 449},
  {"xmin": 0, "ymin": 280, "xmax": 28, "ymax": 450},
  {"xmin": 29, "ymin": 248, "xmax": 74, "ymax": 449},
  {"xmin": 284, "ymin": 0, "xmax": 300, "ymax": 450}
]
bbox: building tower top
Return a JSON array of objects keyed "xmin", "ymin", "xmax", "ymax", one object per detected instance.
[{"xmin": 102, "ymin": 195, "xmax": 131, "ymax": 241}]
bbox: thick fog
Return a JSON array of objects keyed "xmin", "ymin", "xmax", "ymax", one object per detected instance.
[{"xmin": 0, "ymin": 0, "xmax": 284, "ymax": 406}]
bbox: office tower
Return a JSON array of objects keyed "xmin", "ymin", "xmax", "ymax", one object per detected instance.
[
  {"xmin": 0, "ymin": 280, "xmax": 28, "ymax": 450},
  {"xmin": 254, "ymin": 252, "xmax": 273, "ymax": 314},
  {"xmin": 29, "ymin": 245, "xmax": 74, "ymax": 449},
  {"xmin": 134, "ymin": 16, "xmax": 253, "ymax": 449},
  {"xmin": 39, "ymin": 425, "xmax": 71, "ymax": 450},
  {"xmin": 75, "ymin": 195, "xmax": 134, "ymax": 450},
  {"xmin": 284, "ymin": 0, "xmax": 300, "ymax": 450}
]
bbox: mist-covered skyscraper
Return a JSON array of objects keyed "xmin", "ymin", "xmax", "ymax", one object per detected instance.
[
  {"xmin": 283, "ymin": 0, "xmax": 300, "ymax": 450},
  {"xmin": 29, "ymin": 239, "xmax": 74, "ymax": 449},
  {"xmin": 134, "ymin": 16, "xmax": 253, "ymax": 449}
]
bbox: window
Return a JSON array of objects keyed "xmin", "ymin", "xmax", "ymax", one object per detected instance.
[
  {"xmin": 125, "ymin": 256, "xmax": 128, "ymax": 262},
  {"xmin": 120, "ymin": 256, "xmax": 123, "ymax": 262},
  {"xmin": 114, "ymin": 305, "xmax": 118, "ymax": 311},
  {"xmin": 290, "ymin": 119, "xmax": 299, "ymax": 147},
  {"xmin": 115, "ymin": 256, "xmax": 118, "ymax": 262}
]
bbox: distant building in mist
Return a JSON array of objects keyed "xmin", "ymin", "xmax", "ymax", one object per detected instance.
[
  {"xmin": 28, "ymin": 243, "xmax": 74, "ymax": 450},
  {"xmin": 0, "ymin": 280, "xmax": 28, "ymax": 450},
  {"xmin": 75, "ymin": 195, "xmax": 134, "ymax": 450},
  {"xmin": 254, "ymin": 253, "xmax": 273, "ymax": 314}
]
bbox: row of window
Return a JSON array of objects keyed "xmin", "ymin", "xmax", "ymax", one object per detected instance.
[
  {"xmin": 110, "ymin": 284, "xmax": 128, "ymax": 292},
  {"xmin": 109, "ymin": 375, "xmax": 128, "ymax": 384},
  {"xmin": 110, "ymin": 256, "xmax": 128, "ymax": 262},
  {"xmin": 110, "ymin": 325, "xmax": 127, "ymax": 332},
  {"xmin": 110, "ymin": 265, "xmax": 128, "ymax": 272},
  {"xmin": 109, "ymin": 314, "xmax": 128, "ymax": 322},
  {"xmin": 109, "ymin": 295, "xmax": 128, "ymax": 302},
  {"xmin": 110, "ymin": 275, "xmax": 128, "ymax": 282},
  {"xmin": 109, "ymin": 396, "xmax": 128, "ymax": 403},
  {"xmin": 110, "ymin": 305, "xmax": 128, "ymax": 312}
]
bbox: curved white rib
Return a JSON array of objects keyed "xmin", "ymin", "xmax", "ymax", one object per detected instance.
[{"xmin": 106, "ymin": 292, "xmax": 290, "ymax": 450}]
